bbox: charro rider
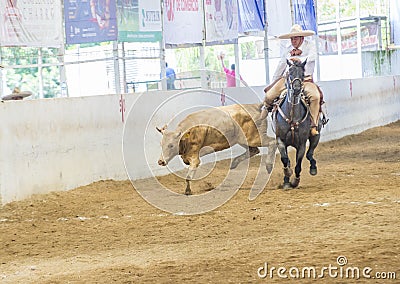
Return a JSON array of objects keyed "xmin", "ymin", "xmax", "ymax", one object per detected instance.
[{"xmin": 263, "ymin": 24, "xmax": 322, "ymax": 136}]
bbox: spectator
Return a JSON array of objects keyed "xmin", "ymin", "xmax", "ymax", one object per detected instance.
[
  {"xmin": 165, "ymin": 62, "xmax": 176, "ymax": 90},
  {"xmin": 218, "ymin": 53, "xmax": 243, "ymax": 87},
  {"xmin": 2, "ymin": 87, "xmax": 32, "ymax": 101}
]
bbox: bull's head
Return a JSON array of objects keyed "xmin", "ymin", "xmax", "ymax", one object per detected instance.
[{"xmin": 156, "ymin": 125, "xmax": 181, "ymax": 166}]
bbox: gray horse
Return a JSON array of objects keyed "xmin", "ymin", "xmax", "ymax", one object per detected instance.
[{"xmin": 274, "ymin": 59, "xmax": 321, "ymax": 189}]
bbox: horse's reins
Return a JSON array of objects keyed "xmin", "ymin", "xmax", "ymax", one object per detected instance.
[{"xmin": 276, "ymin": 76, "xmax": 309, "ymax": 143}]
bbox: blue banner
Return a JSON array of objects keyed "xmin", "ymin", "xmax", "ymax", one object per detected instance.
[
  {"xmin": 238, "ymin": 0, "xmax": 265, "ymax": 33},
  {"xmin": 390, "ymin": 0, "xmax": 400, "ymax": 45},
  {"xmin": 293, "ymin": 0, "xmax": 317, "ymax": 34},
  {"xmin": 65, "ymin": 0, "xmax": 118, "ymax": 44}
]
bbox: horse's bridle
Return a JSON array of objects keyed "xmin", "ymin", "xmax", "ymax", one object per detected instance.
[{"xmin": 276, "ymin": 73, "xmax": 309, "ymax": 142}]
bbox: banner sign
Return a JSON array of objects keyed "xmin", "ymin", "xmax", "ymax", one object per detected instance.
[
  {"xmin": 293, "ymin": 0, "xmax": 317, "ymax": 33},
  {"xmin": 118, "ymin": 0, "xmax": 162, "ymax": 42},
  {"xmin": 238, "ymin": 0, "xmax": 265, "ymax": 33},
  {"xmin": 163, "ymin": 0, "xmax": 203, "ymax": 46},
  {"xmin": 319, "ymin": 23, "xmax": 380, "ymax": 54},
  {"xmin": 0, "ymin": 0, "xmax": 62, "ymax": 47},
  {"xmin": 265, "ymin": 0, "xmax": 292, "ymax": 37},
  {"xmin": 205, "ymin": 0, "xmax": 239, "ymax": 44},
  {"xmin": 65, "ymin": 0, "xmax": 118, "ymax": 44},
  {"xmin": 390, "ymin": 0, "xmax": 400, "ymax": 45}
]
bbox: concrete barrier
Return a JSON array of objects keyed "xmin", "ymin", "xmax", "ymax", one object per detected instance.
[{"xmin": 0, "ymin": 75, "xmax": 399, "ymax": 204}]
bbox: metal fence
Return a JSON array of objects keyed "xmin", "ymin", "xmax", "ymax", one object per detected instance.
[
  {"xmin": 1, "ymin": 42, "xmax": 399, "ymax": 99},
  {"xmin": 0, "ymin": 42, "xmax": 163, "ymax": 99}
]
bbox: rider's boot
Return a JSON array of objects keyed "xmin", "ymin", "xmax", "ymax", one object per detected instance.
[
  {"xmin": 310, "ymin": 126, "xmax": 319, "ymax": 136},
  {"xmin": 304, "ymin": 82, "xmax": 321, "ymax": 137}
]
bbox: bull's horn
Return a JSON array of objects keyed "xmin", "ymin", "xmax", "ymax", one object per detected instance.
[{"xmin": 156, "ymin": 124, "xmax": 167, "ymax": 134}]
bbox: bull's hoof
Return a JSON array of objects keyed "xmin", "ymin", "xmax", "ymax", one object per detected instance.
[
  {"xmin": 290, "ymin": 177, "xmax": 300, "ymax": 188},
  {"xmin": 266, "ymin": 163, "xmax": 273, "ymax": 174},
  {"xmin": 230, "ymin": 162, "xmax": 238, "ymax": 170},
  {"xmin": 282, "ymin": 183, "xmax": 292, "ymax": 190},
  {"xmin": 185, "ymin": 188, "xmax": 192, "ymax": 195},
  {"xmin": 310, "ymin": 167, "xmax": 317, "ymax": 176},
  {"xmin": 230, "ymin": 159, "xmax": 240, "ymax": 169}
]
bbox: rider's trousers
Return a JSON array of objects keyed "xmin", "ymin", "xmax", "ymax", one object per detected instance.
[{"xmin": 263, "ymin": 77, "xmax": 320, "ymax": 127}]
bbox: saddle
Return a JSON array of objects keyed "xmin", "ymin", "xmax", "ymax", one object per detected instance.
[
  {"xmin": 271, "ymin": 89, "xmax": 329, "ymax": 126},
  {"xmin": 264, "ymin": 76, "xmax": 325, "ymax": 109},
  {"xmin": 272, "ymin": 89, "xmax": 309, "ymax": 108}
]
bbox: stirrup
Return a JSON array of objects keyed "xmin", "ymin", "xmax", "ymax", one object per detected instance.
[{"xmin": 322, "ymin": 114, "xmax": 329, "ymax": 126}]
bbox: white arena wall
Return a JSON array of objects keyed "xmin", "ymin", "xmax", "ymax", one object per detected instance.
[{"xmin": 0, "ymin": 75, "xmax": 399, "ymax": 205}]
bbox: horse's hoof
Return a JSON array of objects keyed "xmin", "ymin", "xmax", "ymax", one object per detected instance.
[
  {"xmin": 185, "ymin": 189, "xmax": 192, "ymax": 195},
  {"xmin": 310, "ymin": 167, "xmax": 317, "ymax": 176},
  {"xmin": 290, "ymin": 177, "xmax": 300, "ymax": 188},
  {"xmin": 282, "ymin": 183, "xmax": 292, "ymax": 190},
  {"xmin": 283, "ymin": 167, "xmax": 293, "ymax": 177}
]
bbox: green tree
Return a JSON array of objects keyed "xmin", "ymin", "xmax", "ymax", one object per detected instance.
[
  {"xmin": 339, "ymin": 0, "xmax": 356, "ymax": 18},
  {"xmin": 318, "ymin": 0, "xmax": 389, "ymax": 21},
  {"xmin": 318, "ymin": 0, "xmax": 337, "ymax": 21},
  {"xmin": 173, "ymin": 45, "xmax": 235, "ymax": 72},
  {"xmin": 1, "ymin": 47, "xmax": 60, "ymax": 98}
]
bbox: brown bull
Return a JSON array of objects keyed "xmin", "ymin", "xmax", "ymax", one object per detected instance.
[{"xmin": 157, "ymin": 103, "xmax": 277, "ymax": 195}]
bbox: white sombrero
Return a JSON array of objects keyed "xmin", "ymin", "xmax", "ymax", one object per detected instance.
[
  {"xmin": 278, "ymin": 24, "xmax": 315, "ymax": 39},
  {"xmin": 2, "ymin": 87, "xmax": 32, "ymax": 100}
]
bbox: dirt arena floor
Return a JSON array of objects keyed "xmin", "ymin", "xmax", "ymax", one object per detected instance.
[{"xmin": 1, "ymin": 121, "xmax": 399, "ymax": 283}]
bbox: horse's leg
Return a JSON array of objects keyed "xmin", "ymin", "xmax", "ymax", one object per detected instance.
[
  {"xmin": 307, "ymin": 127, "xmax": 321, "ymax": 175},
  {"xmin": 277, "ymin": 138, "xmax": 292, "ymax": 189},
  {"xmin": 291, "ymin": 143, "xmax": 307, "ymax": 188}
]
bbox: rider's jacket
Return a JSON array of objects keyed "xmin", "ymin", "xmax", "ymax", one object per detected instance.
[{"xmin": 272, "ymin": 40, "xmax": 317, "ymax": 81}]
